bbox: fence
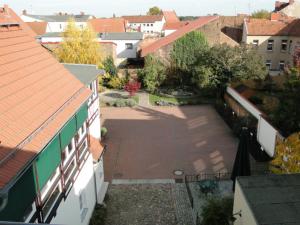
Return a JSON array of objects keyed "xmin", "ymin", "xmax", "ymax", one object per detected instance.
[{"xmin": 226, "ymin": 86, "xmax": 280, "ymax": 157}]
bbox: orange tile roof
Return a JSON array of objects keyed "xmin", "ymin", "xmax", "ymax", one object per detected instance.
[
  {"xmin": 0, "ymin": 6, "xmax": 92, "ymax": 189},
  {"xmin": 89, "ymin": 136, "xmax": 105, "ymax": 161},
  {"xmin": 88, "ymin": 18, "xmax": 126, "ymax": 33},
  {"xmin": 163, "ymin": 21, "xmax": 189, "ymax": 30},
  {"xmin": 141, "ymin": 16, "xmax": 218, "ymax": 57},
  {"xmin": 246, "ymin": 18, "xmax": 300, "ymax": 36},
  {"xmin": 123, "ymin": 15, "xmax": 164, "ymax": 23},
  {"xmin": 162, "ymin": 11, "xmax": 180, "ymax": 23},
  {"xmin": 26, "ymin": 21, "xmax": 48, "ymax": 35}
]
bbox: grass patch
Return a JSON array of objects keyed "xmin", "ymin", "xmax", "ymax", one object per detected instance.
[
  {"xmin": 149, "ymin": 93, "xmax": 213, "ymax": 106},
  {"xmin": 131, "ymin": 95, "xmax": 139, "ymax": 104}
]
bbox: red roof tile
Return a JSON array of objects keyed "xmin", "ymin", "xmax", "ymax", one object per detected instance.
[
  {"xmin": 89, "ymin": 136, "xmax": 105, "ymax": 161},
  {"xmin": 0, "ymin": 6, "xmax": 92, "ymax": 189},
  {"xmin": 123, "ymin": 15, "xmax": 163, "ymax": 23},
  {"xmin": 246, "ymin": 18, "xmax": 300, "ymax": 36},
  {"xmin": 141, "ymin": 16, "xmax": 218, "ymax": 57},
  {"xmin": 162, "ymin": 11, "xmax": 180, "ymax": 23},
  {"xmin": 26, "ymin": 22, "xmax": 48, "ymax": 35},
  {"xmin": 88, "ymin": 18, "xmax": 126, "ymax": 33},
  {"xmin": 163, "ymin": 21, "xmax": 189, "ymax": 30}
]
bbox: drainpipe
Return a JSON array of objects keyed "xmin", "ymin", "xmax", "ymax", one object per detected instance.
[{"xmin": 0, "ymin": 192, "xmax": 8, "ymax": 211}]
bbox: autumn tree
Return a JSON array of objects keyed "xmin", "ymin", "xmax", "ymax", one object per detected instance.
[
  {"xmin": 55, "ymin": 19, "xmax": 102, "ymax": 67},
  {"xmin": 147, "ymin": 6, "xmax": 162, "ymax": 15},
  {"xmin": 251, "ymin": 10, "xmax": 271, "ymax": 19},
  {"xmin": 270, "ymin": 133, "xmax": 300, "ymax": 174}
]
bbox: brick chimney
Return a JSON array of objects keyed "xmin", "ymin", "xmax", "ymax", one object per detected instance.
[
  {"xmin": 80, "ymin": 11, "xmax": 85, "ymax": 16},
  {"xmin": 3, "ymin": 4, "xmax": 9, "ymax": 15},
  {"xmin": 22, "ymin": 9, "xmax": 27, "ymax": 15}
]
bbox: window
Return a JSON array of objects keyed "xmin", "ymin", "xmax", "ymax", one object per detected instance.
[
  {"xmin": 279, "ymin": 60, "xmax": 285, "ymax": 70},
  {"xmin": 41, "ymin": 167, "xmax": 60, "ymax": 201},
  {"xmin": 77, "ymin": 123, "xmax": 87, "ymax": 143},
  {"xmin": 78, "ymin": 139, "xmax": 88, "ymax": 161},
  {"xmin": 267, "ymin": 40, "xmax": 274, "ymax": 51},
  {"xmin": 151, "ymin": 31, "xmax": 153, "ymax": 33},
  {"xmin": 79, "ymin": 191, "xmax": 88, "ymax": 222},
  {"xmin": 281, "ymin": 40, "xmax": 288, "ymax": 51},
  {"xmin": 143, "ymin": 24, "xmax": 146, "ymax": 26},
  {"xmin": 62, "ymin": 138, "xmax": 75, "ymax": 166},
  {"xmin": 42, "ymin": 183, "xmax": 62, "ymax": 219},
  {"xmin": 125, "ymin": 43, "xmax": 133, "ymax": 49},
  {"xmin": 151, "ymin": 24, "xmax": 153, "ymax": 27},
  {"xmin": 147, "ymin": 24, "xmax": 149, "ymax": 27},
  {"xmin": 59, "ymin": 24, "xmax": 62, "ymax": 29},
  {"xmin": 252, "ymin": 40, "xmax": 259, "ymax": 47},
  {"xmin": 266, "ymin": 60, "xmax": 272, "ymax": 70},
  {"xmin": 64, "ymin": 158, "xmax": 77, "ymax": 184}
]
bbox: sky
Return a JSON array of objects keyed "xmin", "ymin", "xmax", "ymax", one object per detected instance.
[{"xmin": 3, "ymin": 0, "xmax": 279, "ymax": 17}]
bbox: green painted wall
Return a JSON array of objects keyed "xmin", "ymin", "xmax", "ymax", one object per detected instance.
[{"xmin": 0, "ymin": 166, "xmax": 37, "ymax": 221}]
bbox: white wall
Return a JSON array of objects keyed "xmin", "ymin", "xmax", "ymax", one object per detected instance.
[
  {"xmin": 46, "ymin": 22, "xmax": 87, "ymax": 33},
  {"xmin": 233, "ymin": 181, "xmax": 258, "ymax": 225},
  {"xmin": 128, "ymin": 17, "xmax": 165, "ymax": 34},
  {"xmin": 164, "ymin": 29, "xmax": 176, "ymax": 36},
  {"xmin": 100, "ymin": 39, "xmax": 140, "ymax": 59},
  {"xmin": 21, "ymin": 15, "xmax": 43, "ymax": 22},
  {"xmin": 51, "ymin": 155, "xmax": 96, "ymax": 225},
  {"xmin": 41, "ymin": 36, "xmax": 63, "ymax": 43}
]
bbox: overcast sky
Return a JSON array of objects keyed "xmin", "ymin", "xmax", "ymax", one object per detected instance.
[{"xmin": 4, "ymin": 0, "xmax": 279, "ymax": 17}]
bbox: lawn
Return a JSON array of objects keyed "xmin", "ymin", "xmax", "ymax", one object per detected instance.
[{"xmin": 149, "ymin": 93, "xmax": 213, "ymax": 106}]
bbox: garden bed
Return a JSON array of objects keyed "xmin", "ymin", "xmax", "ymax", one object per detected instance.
[{"xmin": 149, "ymin": 94, "xmax": 213, "ymax": 106}]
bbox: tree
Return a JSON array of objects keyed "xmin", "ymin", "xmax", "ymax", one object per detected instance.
[
  {"xmin": 270, "ymin": 133, "xmax": 300, "ymax": 174},
  {"xmin": 103, "ymin": 56, "xmax": 117, "ymax": 76},
  {"xmin": 124, "ymin": 81, "xmax": 141, "ymax": 96},
  {"xmin": 170, "ymin": 31, "xmax": 209, "ymax": 85},
  {"xmin": 54, "ymin": 19, "xmax": 102, "ymax": 67},
  {"xmin": 138, "ymin": 54, "xmax": 166, "ymax": 93},
  {"xmin": 272, "ymin": 74, "xmax": 300, "ymax": 135},
  {"xmin": 192, "ymin": 44, "xmax": 267, "ymax": 91},
  {"xmin": 251, "ymin": 10, "xmax": 271, "ymax": 19},
  {"xmin": 201, "ymin": 197, "xmax": 234, "ymax": 225},
  {"xmin": 147, "ymin": 6, "xmax": 161, "ymax": 15}
]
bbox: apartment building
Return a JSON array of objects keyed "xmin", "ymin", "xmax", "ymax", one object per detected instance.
[
  {"xmin": 0, "ymin": 5, "xmax": 106, "ymax": 225},
  {"xmin": 242, "ymin": 16, "xmax": 300, "ymax": 74}
]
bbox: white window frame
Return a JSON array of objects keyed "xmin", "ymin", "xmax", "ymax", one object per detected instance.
[
  {"xmin": 279, "ymin": 60, "xmax": 285, "ymax": 70},
  {"xmin": 42, "ymin": 182, "xmax": 62, "ymax": 220},
  {"xmin": 281, "ymin": 40, "xmax": 288, "ymax": 52},
  {"xmin": 62, "ymin": 138, "xmax": 76, "ymax": 167},
  {"xmin": 79, "ymin": 138, "xmax": 88, "ymax": 161},
  {"xmin": 40, "ymin": 167, "xmax": 60, "ymax": 201},
  {"xmin": 64, "ymin": 158, "xmax": 77, "ymax": 184},
  {"xmin": 266, "ymin": 60, "xmax": 272, "ymax": 70},
  {"xmin": 252, "ymin": 39, "xmax": 259, "ymax": 47},
  {"xmin": 77, "ymin": 123, "xmax": 87, "ymax": 144},
  {"xmin": 267, "ymin": 40, "xmax": 274, "ymax": 51}
]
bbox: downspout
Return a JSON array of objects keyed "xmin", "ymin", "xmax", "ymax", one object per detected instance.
[
  {"xmin": 0, "ymin": 192, "xmax": 8, "ymax": 212},
  {"xmin": 92, "ymin": 159, "xmax": 98, "ymax": 204}
]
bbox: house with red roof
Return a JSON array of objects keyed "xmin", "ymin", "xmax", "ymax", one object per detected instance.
[
  {"xmin": 0, "ymin": 5, "xmax": 107, "ymax": 225},
  {"xmin": 123, "ymin": 15, "xmax": 165, "ymax": 36},
  {"xmin": 274, "ymin": 0, "xmax": 300, "ymax": 18},
  {"xmin": 140, "ymin": 16, "xmax": 240, "ymax": 60},
  {"xmin": 88, "ymin": 18, "xmax": 126, "ymax": 33},
  {"xmin": 242, "ymin": 15, "xmax": 300, "ymax": 73}
]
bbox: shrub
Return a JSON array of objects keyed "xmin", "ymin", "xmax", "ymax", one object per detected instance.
[
  {"xmin": 114, "ymin": 99, "xmax": 126, "ymax": 107},
  {"xmin": 103, "ymin": 56, "xmax": 117, "ymax": 76},
  {"xmin": 107, "ymin": 77, "xmax": 123, "ymax": 89},
  {"xmin": 101, "ymin": 127, "xmax": 108, "ymax": 138},
  {"xmin": 124, "ymin": 81, "xmax": 141, "ymax": 96},
  {"xmin": 201, "ymin": 197, "xmax": 233, "ymax": 225},
  {"xmin": 126, "ymin": 99, "xmax": 137, "ymax": 107}
]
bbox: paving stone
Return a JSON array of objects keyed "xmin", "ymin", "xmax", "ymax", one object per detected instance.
[{"xmin": 104, "ymin": 184, "xmax": 178, "ymax": 225}]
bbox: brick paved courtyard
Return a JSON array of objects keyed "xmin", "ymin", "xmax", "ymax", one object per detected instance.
[{"xmin": 102, "ymin": 105, "xmax": 238, "ymax": 181}]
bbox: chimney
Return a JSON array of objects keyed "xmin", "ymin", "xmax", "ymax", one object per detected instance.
[
  {"xmin": 289, "ymin": 0, "xmax": 295, "ymax": 4},
  {"xmin": 80, "ymin": 11, "xmax": 85, "ymax": 16},
  {"xmin": 3, "ymin": 4, "xmax": 9, "ymax": 15},
  {"xmin": 271, "ymin": 12, "xmax": 280, "ymax": 21},
  {"xmin": 22, "ymin": 9, "xmax": 27, "ymax": 15}
]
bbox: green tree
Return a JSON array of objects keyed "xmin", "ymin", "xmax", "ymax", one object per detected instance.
[
  {"xmin": 270, "ymin": 133, "xmax": 300, "ymax": 174},
  {"xmin": 272, "ymin": 74, "xmax": 300, "ymax": 135},
  {"xmin": 55, "ymin": 19, "xmax": 102, "ymax": 67},
  {"xmin": 251, "ymin": 10, "xmax": 271, "ymax": 19},
  {"xmin": 147, "ymin": 6, "xmax": 162, "ymax": 15},
  {"xmin": 201, "ymin": 197, "xmax": 233, "ymax": 225},
  {"xmin": 192, "ymin": 44, "xmax": 267, "ymax": 91},
  {"xmin": 170, "ymin": 31, "xmax": 209, "ymax": 85},
  {"xmin": 138, "ymin": 54, "xmax": 166, "ymax": 93},
  {"xmin": 103, "ymin": 56, "xmax": 117, "ymax": 76}
]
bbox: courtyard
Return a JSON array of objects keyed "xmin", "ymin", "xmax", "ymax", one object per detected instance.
[{"xmin": 102, "ymin": 105, "xmax": 238, "ymax": 181}]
